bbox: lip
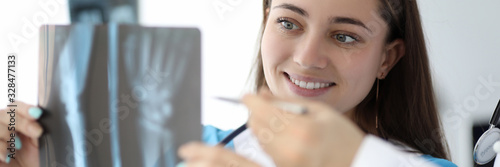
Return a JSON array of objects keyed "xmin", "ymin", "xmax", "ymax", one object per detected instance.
[{"xmin": 284, "ymin": 72, "xmax": 335, "ymax": 97}]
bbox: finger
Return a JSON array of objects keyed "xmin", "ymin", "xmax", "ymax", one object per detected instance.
[
  {"xmin": 246, "ymin": 92, "xmax": 310, "ymax": 115},
  {"xmin": 178, "ymin": 142, "xmax": 207, "ymax": 161},
  {"xmin": 262, "ymin": 92, "xmax": 336, "ymax": 116},
  {"xmin": 179, "ymin": 142, "xmax": 225, "ymax": 161},
  {"xmin": 186, "ymin": 158, "xmax": 254, "ymax": 167},
  {"xmin": 0, "ymin": 139, "xmax": 8, "ymax": 163},
  {"xmin": 256, "ymin": 88, "xmax": 308, "ymax": 110},
  {"xmin": 14, "ymin": 133, "xmax": 40, "ymax": 167},
  {"xmin": 257, "ymin": 89, "xmax": 304, "ymax": 114},
  {"xmin": 241, "ymin": 94, "xmax": 277, "ymax": 128},
  {"xmin": 179, "ymin": 142, "xmax": 258, "ymax": 167},
  {"xmin": 259, "ymin": 135, "xmax": 308, "ymax": 165},
  {"xmin": 0, "ymin": 130, "xmax": 21, "ymax": 152},
  {"xmin": 18, "ymin": 132, "xmax": 38, "ymax": 149},
  {"xmin": 0, "ymin": 110, "xmax": 43, "ymax": 139},
  {"xmin": 0, "ymin": 125, "xmax": 11, "ymax": 143},
  {"xmin": 184, "ymin": 161, "xmax": 210, "ymax": 167},
  {"xmin": 1, "ymin": 102, "xmax": 44, "ymax": 138},
  {"xmin": 243, "ymin": 94, "xmax": 305, "ymax": 129},
  {"xmin": 0, "ymin": 108, "xmax": 16, "ymax": 126},
  {"xmin": 11, "ymin": 101, "xmax": 43, "ymax": 121},
  {"xmin": 257, "ymin": 87, "xmax": 272, "ymax": 96},
  {"xmin": 242, "ymin": 94, "xmax": 298, "ymax": 146},
  {"xmin": 185, "ymin": 159, "xmax": 252, "ymax": 167},
  {"xmin": 0, "ymin": 139, "xmax": 16, "ymax": 165}
]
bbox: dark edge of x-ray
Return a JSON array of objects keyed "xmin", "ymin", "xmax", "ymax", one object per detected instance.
[{"xmin": 38, "ymin": 24, "xmax": 202, "ymax": 167}]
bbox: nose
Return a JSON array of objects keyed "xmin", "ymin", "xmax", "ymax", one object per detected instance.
[{"xmin": 293, "ymin": 33, "xmax": 329, "ymax": 69}]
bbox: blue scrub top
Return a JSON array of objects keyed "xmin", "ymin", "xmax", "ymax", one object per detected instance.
[
  {"xmin": 203, "ymin": 125, "xmax": 235, "ymax": 149},
  {"xmin": 202, "ymin": 125, "xmax": 457, "ymax": 167}
]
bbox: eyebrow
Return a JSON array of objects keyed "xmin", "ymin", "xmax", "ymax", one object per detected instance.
[
  {"xmin": 330, "ymin": 17, "xmax": 372, "ymax": 33},
  {"xmin": 273, "ymin": 3, "xmax": 309, "ymax": 17},
  {"xmin": 273, "ymin": 3, "xmax": 372, "ymax": 33}
]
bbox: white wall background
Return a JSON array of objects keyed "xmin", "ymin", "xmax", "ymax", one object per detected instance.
[
  {"xmin": 419, "ymin": 0, "xmax": 500, "ymax": 166},
  {"xmin": 1, "ymin": 0, "xmax": 499, "ymax": 166},
  {"xmin": 138, "ymin": 0, "xmax": 262, "ymax": 131}
]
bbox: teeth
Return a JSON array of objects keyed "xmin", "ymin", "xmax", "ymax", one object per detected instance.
[
  {"xmin": 299, "ymin": 81, "xmax": 306, "ymax": 88},
  {"xmin": 288, "ymin": 75, "xmax": 334, "ymax": 90},
  {"xmin": 306, "ymin": 82, "xmax": 314, "ymax": 89}
]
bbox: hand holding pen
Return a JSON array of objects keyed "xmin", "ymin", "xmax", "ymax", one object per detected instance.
[
  {"xmin": 215, "ymin": 94, "xmax": 307, "ymax": 146},
  {"xmin": 178, "ymin": 89, "xmax": 366, "ymax": 167}
]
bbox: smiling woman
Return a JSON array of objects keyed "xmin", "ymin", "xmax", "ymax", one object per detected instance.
[
  {"xmin": 178, "ymin": 0, "xmax": 457, "ymax": 166},
  {"xmin": 258, "ymin": 0, "xmax": 451, "ymax": 160}
]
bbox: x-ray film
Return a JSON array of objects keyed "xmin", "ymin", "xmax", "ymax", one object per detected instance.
[{"xmin": 37, "ymin": 24, "xmax": 202, "ymax": 167}]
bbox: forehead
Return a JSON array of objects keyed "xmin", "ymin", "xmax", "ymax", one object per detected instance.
[{"xmin": 270, "ymin": 0, "xmax": 381, "ymax": 21}]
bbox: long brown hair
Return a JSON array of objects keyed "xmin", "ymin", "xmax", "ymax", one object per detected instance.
[{"xmin": 253, "ymin": 0, "xmax": 450, "ymax": 160}]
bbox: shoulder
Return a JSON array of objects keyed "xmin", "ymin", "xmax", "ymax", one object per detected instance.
[
  {"xmin": 420, "ymin": 155, "xmax": 457, "ymax": 167},
  {"xmin": 354, "ymin": 135, "xmax": 457, "ymax": 167},
  {"xmin": 387, "ymin": 138, "xmax": 457, "ymax": 167}
]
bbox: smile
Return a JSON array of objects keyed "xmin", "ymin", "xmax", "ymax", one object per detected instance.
[
  {"xmin": 288, "ymin": 75, "xmax": 335, "ymax": 89},
  {"xmin": 284, "ymin": 72, "xmax": 336, "ymax": 97}
]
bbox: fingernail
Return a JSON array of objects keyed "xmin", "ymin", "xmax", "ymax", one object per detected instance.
[
  {"xmin": 5, "ymin": 155, "xmax": 10, "ymax": 164},
  {"xmin": 15, "ymin": 136, "xmax": 22, "ymax": 150},
  {"xmin": 29, "ymin": 107, "xmax": 43, "ymax": 119},
  {"xmin": 176, "ymin": 162, "xmax": 186, "ymax": 167}
]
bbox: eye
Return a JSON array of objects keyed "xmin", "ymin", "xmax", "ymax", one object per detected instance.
[
  {"xmin": 278, "ymin": 18, "xmax": 300, "ymax": 30},
  {"xmin": 334, "ymin": 34, "xmax": 357, "ymax": 43}
]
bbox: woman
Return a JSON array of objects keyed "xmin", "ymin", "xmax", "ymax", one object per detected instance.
[
  {"xmin": 178, "ymin": 0, "xmax": 456, "ymax": 166},
  {"xmin": 0, "ymin": 0, "xmax": 457, "ymax": 167}
]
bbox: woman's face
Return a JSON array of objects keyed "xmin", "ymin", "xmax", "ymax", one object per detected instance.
[{"xmin": 261, "ymin": 0, "xmax": 397, "ymax": 113}]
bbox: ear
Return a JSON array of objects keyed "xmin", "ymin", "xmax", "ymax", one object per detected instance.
[
  {"xmin": 264, "ymin": 0, "xmax": 271, "ymax": 16},
  {"xmin": 378, "ymin": 39, "xmax": 405, "ymax": 79},
  {"xmin": 264, "ymin": 8, "xmax": 270, "ymax": 22}
]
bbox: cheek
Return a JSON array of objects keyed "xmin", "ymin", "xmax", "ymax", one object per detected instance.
[
  {"xmin": 261, "ymin": 27, "xmax": 292, "ymax": 66},
  {"xmin": 261, "ymin": 27, "xmax": 292, "ymax": 87},
  {"xmin": 342, "ymin": 51, "xmax": 380, "ymax": 83},
  {"xmin": 334, "ymin": 48, "xmax": 382, "ymax": 111}
]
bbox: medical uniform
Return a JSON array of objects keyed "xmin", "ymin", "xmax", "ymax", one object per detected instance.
[{"xmin": 203, "ymin": 125, "xmax": 457, "ymax": 167}]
